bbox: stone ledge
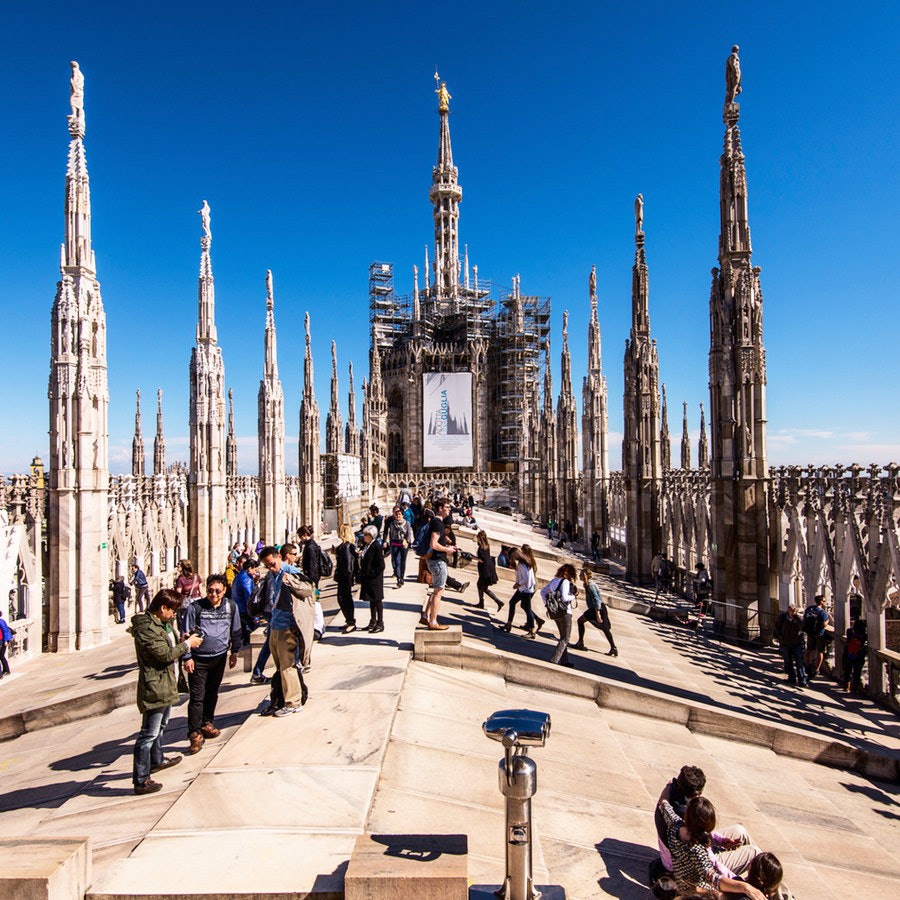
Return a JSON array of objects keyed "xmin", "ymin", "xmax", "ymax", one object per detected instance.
[
  {"xmin": 0, "ymin": 837, "xmax": 91, "ymax": 900},
  {"xmin": 344, "ymin": 833, "xmax": 468, "ymax": 900},
  {"xmin": 423, "ymin": 638, "xmax": 900, "ymax": 783},
  {"xmin": 413, "ymin": 625, "xmax": 463, "ymax": 661}
]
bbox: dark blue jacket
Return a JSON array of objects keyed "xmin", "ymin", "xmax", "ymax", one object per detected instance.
[{"xmin": 183, "ymin": 597, "xmax": 242, "ymax": 659}]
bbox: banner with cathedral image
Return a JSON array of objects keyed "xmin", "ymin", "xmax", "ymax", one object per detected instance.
[{"xmin": 423, "ymin": 373, "xmax": 473, "ymax": 468}]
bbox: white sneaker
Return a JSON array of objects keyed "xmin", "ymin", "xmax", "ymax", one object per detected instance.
[{"xmin": 273, "ymin": 705, "xmax": 300, "ymax": 717}]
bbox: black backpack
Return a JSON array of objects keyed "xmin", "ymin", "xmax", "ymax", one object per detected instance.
[
  {"xmin": 318, "ymin": 544, "xmax": 333, "ymax": 578},
  {"xmin": 802, "ymin": 605, "xmax": 819, "ymax": 636}
]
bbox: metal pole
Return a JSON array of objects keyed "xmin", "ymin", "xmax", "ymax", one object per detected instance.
[{"xmin": 498, "ymin": 748, "xmax": 539, "ymax": 900}]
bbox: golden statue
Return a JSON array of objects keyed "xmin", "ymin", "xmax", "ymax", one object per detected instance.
[{"xmin": 434, "ymin": 71, "xmax": 451, "ymax": 112}]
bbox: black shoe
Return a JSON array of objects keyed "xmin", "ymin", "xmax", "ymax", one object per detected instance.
[
  {"xmin": 495, "ymin": 600, "xmax": 505, "ymax": 611},
  {"xmin": 342, "ymin": 624, "xmax": 357, "ymax": 634},
  {"xmin": 500, "ymin": 624, "xmax": 512, "ymax": 633},
  {"xmin": 260, "ymin": 704, "xmax": 280, "ymax": 717},
  {"xmin": 371, "ymin": 624, "xmax": 385, "ymax": 633},
  {"xmin": 607, "ymin": 648, "xmax": 618, "ymax": 657},
  {"xmin": 250, "ymin": 674, "xmax": 270, "ymax": 685},
  {"xmin": 534, "ymin": 616, "xmax": 546, "ymax": 631},
  {"xmin": 473, "ymin": 602, "xmax": 485, "ymax": 609},
  {"xmin": 365, "ymin": 622, "xmax": 376, "ymax": 631}
]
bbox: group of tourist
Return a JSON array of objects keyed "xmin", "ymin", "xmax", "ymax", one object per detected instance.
[{"xmin": 653, "ymin": 765, "xmax": 792, "ymax": 899}]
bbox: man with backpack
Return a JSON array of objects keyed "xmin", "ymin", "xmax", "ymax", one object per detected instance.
[
  {"xmin": 802, "ymin": 595, "xmax": 830, "ymax": 681},
  {"xmin": 130, "ymin": 560, "xmax": 150, "ymax": 612},
  {"xmin": 774, "ymin": 604, "xmax": 807, "ymax": 688}
]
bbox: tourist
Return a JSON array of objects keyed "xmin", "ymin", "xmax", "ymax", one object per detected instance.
[
  {"xmin": 285, "ymin": 538, "xmax": 325, "ymax": 640},
  {"xmin": 840, "ymin": 618, "xmax": 868, "ymax": 693},
  {"xmin": 656, "ymin": 791, "xmax": 768, "ymax": 899},
  {"xmin": 571, "ymin": 567, "xmax": 617, "ymax": 656},
  {"xmin": 438, "ymin": 504, "xmax": 470, "ymax": 596},
  {"xmin": 229, "ymin": 542, "xmax": 242, "ymax": 565},
  {"xmin": 422, "ymin": 498, "xmax": 456, "ymax": 630},
  {"xmin": 540, "ymin": 563, "xmax": 578, "ymax": 667},
  {"xmin": 653, "ymin": 765, "xmax": 707, "ymax": 878},
  {"xmin": 223, "ymin": 555, "xmax": 240, "ymax": 596},
  {"xmin": 693, "ymin": 562, "xmax": 711, "ymax": 614},
  {"xmin": 474, "ymin": 530, "xmax": 503, "ymax": 611},
  {"xmin": 231, "ymin": 557, "xmax": 259, "ymax": 645},
  {"xmin": 129, "ymin": 560, "xmax": 150, "ymax": 612},
  {"xmin": 334, "ymin": 523, "xmax": 359, "ymax": 633},
  {"xmin": 299, "ymin": 526, "xmax": 324, "ymax": 588},
  {"xmin": 0, "ymin": 609, "xmax": 12, "ymax": 678},
  {"xmin": 590, "ymin": 530, "xmax": 601, "ymax": 563},
  {"xmin": 385, "ymin": 505, "xmax": 413, "ymax": 589},
  {"xmin": 174, "ymin": 559, "xmax": 202, "ymax": 625},
  {"xmin": 359, "ymin": 525, "xmax": 385, "ymax": 633},
  {"xmin": 181, "ymin": 574, "xmax": 242, "ymax": 753},
  {"xmin": 802, "ymin": 595, "xmax": 830, "ymax": 680},
  {"xmin": 411, "ymin": 495, "xmax": 426, "ymax": 530},
  {"xmin": 652, "ymin": 552, "xmax": 667, "ymax": 602},
  {"xmin": 397, "ymin": 487, "xmax": 413, "ymax": 507},
  {"xmin": 258, "ymin": 546, "xmax": 313, "ymax": 717},
  {"xmin": 773, "ymin": 604, "xmax": 807, "ymax": 688},
  {"xmin": 501, "ymin": 545, "xmax": 542, "ymax": 638},
  {"xmin": 367, "ymin": 504, "xmax": 385, "ymax": 542},
  {"xmin": 746, "ymin": 852, "xmax": 791, "ymax": 899},
  {"xmin": 110, "ymin": 575, "xmax": 130, "ymax": 624},
  {"xmin": 130, "ymin": 589, "xmax": 203, "ymax": 795},
  {"xmin": 401, "ymin": 500, "xmax": 415, "ymax": 528}
]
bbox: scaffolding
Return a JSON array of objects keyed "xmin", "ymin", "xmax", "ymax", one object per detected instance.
[
  {"xmin": 495, "ymin": 290, "xmax": 551, "ymax": 464},
  {"xmin": 368, "ymin": 262, "xmax": 410, "ymax": 351}
]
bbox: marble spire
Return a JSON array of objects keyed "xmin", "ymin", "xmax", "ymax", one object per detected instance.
[
  {"xmin": 132, "ymin": 389, "xmax": 145, "ymax": 477},
  {"xmin": 326, "ymin": 341, "xmax": 343, "ymax": 454},
  {"xmin": 623, "ymin": 195, "xmax": 661, "ymax": 583},
  {"xmin": 556, "ymin": 312, "xmax": 579, "ymax": 525},
  {"xmin": 708, "ymin": 45, "xmax": 769, "ymax": 632},
  {"xmin": 430, "ymin": 72, "xmax": 462, "ymax": 299},
  {"xmin": 188, "ymin": 199, "xmax": 228, "ymax": 576},
  {"xmin": 299, "ymin": 312, "xmax": 322, "ymax": 527},
  {"xmin": 698, "ymin": 402, "xmax": 709, "ymax": 469},
  {"xmin": 153, "ymin": 388, "xmax": 166, "ymax": 475},
  {"xmin": 345, "ymin": 361, "xmax": 360, "ymax": 456},
  {"xmin": 660, "ymin": 384, "xmax": 671, "ymax": 473},
  {"xmin": 258, "ymin": 269, "xmax": 285, "ymax": 541},
  {"xmin": 681, "ymin": 401, "xmax": 692, "ymax": 469},
  {"xmin": 226, "ymin": 388, "xmax": 237, "ymax": 477},
  {"xmin": 48, "ymin": 60, "xmax": 110, "ymax": 651}
]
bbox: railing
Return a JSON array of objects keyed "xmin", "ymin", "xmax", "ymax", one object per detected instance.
[{"xmin": 875, "ymin": 648, "xmax": 900, "ymax": 712}]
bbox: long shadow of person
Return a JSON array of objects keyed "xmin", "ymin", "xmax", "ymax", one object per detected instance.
[{"xmin": 596, "ymin": 836, "xmax": 656, "ymax": 898}]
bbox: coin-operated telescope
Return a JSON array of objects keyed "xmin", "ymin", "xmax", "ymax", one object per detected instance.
[{"xmin": 483, "ymin": 709, "xmax": 551, "ymax": 900}]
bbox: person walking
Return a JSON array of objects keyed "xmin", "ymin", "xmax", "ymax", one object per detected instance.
[
  {"xmin": 334, "ymin": 523, "xmax": 360, "ymax": 633},
  {"xmin": 540, "ymin": 563, "xmax": 578, "ymax": 667},
  {"xmin": 802, "ymin": 595, "xmax": 830, "ymax": 680},
  {"xmin": 359, "ymin": 525, "xmax": 386, "ymax": 633},
  {"xmin": 840, "ymin": 618, "xmax": 868, "ymax": 693},
  {"xmin": 774, "ymin": 604, "xmax": 807, "ymax": 688},
  {"xmin": 571, "ymin": 567, "xmax": 617, "ymax": 656},
  {"xmin": 501, "ymin": 545, "xmax": 544, "ymax": 638},
  {"xmin": 231, "ymin": 557, "xmax": 259, "ymax": 645},
  {"xmin": 110, "ymin": 575, "xmax": 130, "ymax": 624},
  {"xmin": 258, "ymin": 546, "xmax": 314, "ymax": 717},
  {"xmin": 130, "ymin": 561, "xmax": 150, "ymax": 612},
  {"xmin": 423, "ymin": 498, "xmax": 456, "ymax": 630},
  {"xmin": 129, "ymin": 589, "xmax": 203, "ymax": 795},
  {"xmin": 181, "ymin": 574, "xmax": 242, "ymax": 754},
  {"xmin": 474, "ymin": 530, "xmax": 503, "ymax": 611},
  {"xmin": 386, "ymin": 505, "xmax": 413, "ymax": 589},
  {"xmin": 0, "ymin": 609, "xmax": 13, "ymax": 678}
]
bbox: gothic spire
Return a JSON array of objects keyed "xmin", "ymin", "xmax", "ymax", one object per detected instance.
[
  {"xmin": 303, "ymin": 312, "xmax": 315, "ymax": 400},
  {"xmin": 587, "ymin": 265, "xmax": 602, "ymax": 377},
  {"xmin": 631, "ymin": 194, "xmax": 650, "ymax": 338},
  {"xmin": 153, "ymin": 388, "xmax": 166, "ymax": 475},
  {"xmin": 720, "ymin": 46, "xmax": 752, "ymax": 261},
  {"xmin": 264, "ymin": 269, "xmax": 278, "ymax": 379},
  {"xmin": 226, "ymin": 388, "xmax": 237, "ymax": 477},
  {"xmin": 660, "ymin": 384, "xmax": 671, "ymax": 472},
  {"xmin": 345, "ymin": 361, "xmax": 360, "ymax": 456},
  {"xmin": 681, "ymin": 401, "xmax": 692, "ymax": 469},
  {"xmin": 132, "ymin": 389, "xmax": 145, "ymax": 477},
  {"xmin": 559, "ymin": 311, "xmax": 574, "ymax": 405},
  {"xmin": 430, "ymin": 72, "xmax": 462, "ymax": 298},
  {"xmin": 698, "ymin": 402, "xmax": 709, "ymax": 468},
  {"xmin": 62, "ymin": 61, "xmax": 95, "ymax": 274},
  {"xmin": 197, "ymin": 200, "xmax": 216, "ymax": 343},
  {"xmin": 542, "ymin": 338, "xmax": 553, "ymax": 414},
  {"xmin": 326, "ymin": 340, "xmax": 343, "ymax": 454}
]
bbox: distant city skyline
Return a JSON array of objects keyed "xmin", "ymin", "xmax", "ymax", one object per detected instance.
[{"xmin": 1, "ymin": 1, "xmax": 897, "ymax": 474}]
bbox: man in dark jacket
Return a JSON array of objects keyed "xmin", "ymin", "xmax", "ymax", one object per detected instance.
[
  {"xmin": 182, "ymin": 574, "xmax": 242, "ymax": 754},
  {"xmin": 774, "ymin": 604, "xmax": 807, "ymax": 688},
  {"xmin": 130, "ymin": 589, "xmax": 203, "ymax": 794}
]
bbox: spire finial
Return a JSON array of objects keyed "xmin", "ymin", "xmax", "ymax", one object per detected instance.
[
  {"xmin": 589, "ymin": 265, "xmax": 597, "ymax": 301},
  {"xmin": 331, "ymin": 340, "xmax": 337, "ymax": 373},
  {"xmin": 305, "ymin": 311, "xmax": 311, "ymax": 347},
  {"xmin": 157, "ymin": 388, "xmax": 162, "ymax": 411},
  {"xmin": 434, "ymin": 71, "xmax": 451, "ymax": 112},
  {"xmin": 68, "ymin": 61, "xmax": 85, "ymax": 137},
  {"xmin": 634, "ymin": 193, "xmax": 644, "ymax": 236},
  {"xmin": 266, "ymin": 268, "xmax": 273, "ymax": 311},
  {"xmin": 563, "ymin": 309, "xmax": 569, "ymax": 341},
  {"xmin": 199, "ymin": 200, "xmax": 211, "ymax": 242},
  {"xmin": 135, "ymin": 389, "xmax": 142, "ymax": 426},
  {"xmin": 725, "ymin": 45, "xmax": 742, "ymax": 106}
]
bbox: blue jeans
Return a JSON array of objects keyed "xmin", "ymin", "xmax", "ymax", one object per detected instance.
[
  {"xmin": 782, "ymin": 643, "xmax": 807, "ymax": 685},
  {"xmin": 390, "ymin": 545, "xmax": 408, "ymax": 581},
  {"xmin": 114, "ymin": 600, "xmax": 126, "ymax": 622},
  {"xmin": 253, "ymin": 625, "xmax": 271, "ymax": 677},
  {"xmin": 133, "ymin": 705, "xmax": 171, "ymax": 785}
]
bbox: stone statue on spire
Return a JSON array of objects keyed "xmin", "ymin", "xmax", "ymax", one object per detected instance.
[
  {"xmin": 725, "ymin": 45, "xmax": 742, "ymax": 105},
  {"xmin": 305, "ymin": 311, "xmax": 311, "ymax": 345},
  {"xmin": 68, "ymin": 61, "xmax": 85, "ymax": 135},
  {"xmin": 199, "ymin": 200, "xmax": 211, "ymax": 240},
  {"xmin": 434, "ymin": 71, "xmax": 451, "ymax": 112},
  {"xmin": 266, "ymin": 268, "xmax": 273, "ymax": 307},
  {"xmin": 634, "ymin": 193, "xmax": 644, "ymax": 235},
  {"xmin": 589, "ymin": 265, "xmax": 597, "ymax": 299}
]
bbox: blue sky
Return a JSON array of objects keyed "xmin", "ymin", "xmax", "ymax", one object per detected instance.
[{"xmin": 1, "ymin": 1, "xmax": 897, "ymax": 474}]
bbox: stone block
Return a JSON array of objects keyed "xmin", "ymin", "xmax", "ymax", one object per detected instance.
[
  {"xmin": 413, "ymin": 625, "xmax": 462, "ymax": 661},
  {"xmin": 597, "ymin": 681, "xmax": 691, "ymax": 725},
  {"xmin": 505, "ymin": 656, "xmax": 601, "ymax": 701},
  {"xmin": 687, "ymin": 705, "xmax": 776, "ymax": 748},
  {"xmin": 0, "ymin": 837, "xmax": 91, "ymax": 900},
  {"xmin": 344, "ymin": 833, "xmax": 468, "ymax": 900}
]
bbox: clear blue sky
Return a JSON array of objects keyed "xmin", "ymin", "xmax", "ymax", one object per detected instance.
[{"xmin": 1, "ymin": 1, "xmax": 897, "ymax": 474}]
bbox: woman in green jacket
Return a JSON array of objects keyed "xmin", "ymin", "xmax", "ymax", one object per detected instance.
[{"xmin": 130, "ymin": 589, "xmax": 203, "ymax": 795}]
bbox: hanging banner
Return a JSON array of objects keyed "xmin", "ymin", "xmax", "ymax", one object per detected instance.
[{"xmin": 423, "ymin": 372, "xmax": 473, "ymax": 468}]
